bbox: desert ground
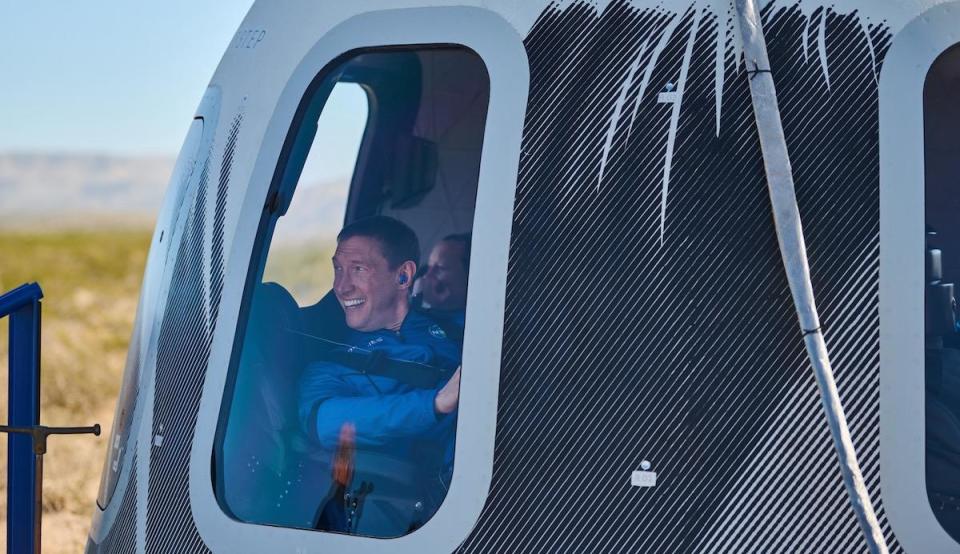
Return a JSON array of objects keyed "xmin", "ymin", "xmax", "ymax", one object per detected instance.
[{"xmin": 0, "ymin": 228, "xmax": 151, "ymax": 553}]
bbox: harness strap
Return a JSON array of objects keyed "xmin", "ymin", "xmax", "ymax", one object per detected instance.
[{"xmin": 324, "ymin": 350, "xmax": 452, "ymax": 389}]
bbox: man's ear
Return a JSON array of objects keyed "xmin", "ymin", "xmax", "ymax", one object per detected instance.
[{"xmin": 397, "ymin": 261, "xmax": 416, "ymax": 289}]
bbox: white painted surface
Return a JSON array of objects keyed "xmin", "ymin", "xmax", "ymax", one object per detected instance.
[
  {"xmin": 631, "ymin": 471, "xmax": 658, "ymax": 487},
  {"xmin": 880, "ymin": 2, "xmax": 960, "ymax": 552}
]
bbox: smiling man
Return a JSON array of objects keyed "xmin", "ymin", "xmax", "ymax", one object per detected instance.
[
  {"xmin": 333, "ymin": 218, "xmax": 418, "ymax": 332},
  {"xmin": 297, "ymin": 215, "xmax": 463, "ymax": 537}
]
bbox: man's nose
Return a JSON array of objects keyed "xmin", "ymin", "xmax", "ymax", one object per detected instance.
[{"xmin": 334, "ymin": 273, "xmax": 353, "ymax": 293}]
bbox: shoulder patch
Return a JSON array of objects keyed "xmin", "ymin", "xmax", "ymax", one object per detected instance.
[{"xmin": 428, "ymin": 324, "xmax": 447, "ymax": 340}]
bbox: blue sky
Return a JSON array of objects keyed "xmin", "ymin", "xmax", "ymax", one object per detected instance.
[{"xmin": 1, "ymin": 1, "xmax": 255, "ymax": 156}]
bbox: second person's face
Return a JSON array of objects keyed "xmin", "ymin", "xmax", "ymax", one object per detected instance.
[{"xmin": 422, "ymin": 240, "xmax": 468, "ymax": 312}]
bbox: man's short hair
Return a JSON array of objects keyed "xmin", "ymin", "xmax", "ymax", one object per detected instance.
[
  {"xmin": 442, "ymin": 233, "xmax": 472, "ymax": 271},
  {"xmin": 338, "ymin": 216, "xmax": 420, "ymax": 269}
]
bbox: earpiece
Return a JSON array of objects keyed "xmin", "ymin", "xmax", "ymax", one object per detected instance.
[{"xmin": 398, "ymin": 274, "xmax": 408, "ymax": 285}]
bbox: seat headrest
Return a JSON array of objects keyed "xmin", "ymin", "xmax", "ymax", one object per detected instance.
[{"xmin": 299, "ymin": 289, "xmax": 347, "ymax": 342}]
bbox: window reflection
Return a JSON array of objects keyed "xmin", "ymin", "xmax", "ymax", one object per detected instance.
[
  {"xmin": 262, "ymin": 83, "xmax": 369, "ymax": 306},
  {"xmin": 215, "ymin": 46, "xmax": 488, "ymax": 538}
]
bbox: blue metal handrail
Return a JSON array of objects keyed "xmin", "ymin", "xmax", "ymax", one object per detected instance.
[
  {"xmin": 0, "ymin": 283, "xmax": 100, "ymax": 554},
  {"xmin": 0, "ymin": 283, "xmax": 43, "ymax": 554},
  {"xmin": 0, "ymin": 282, "xmax": 43, "ymax": 316}
]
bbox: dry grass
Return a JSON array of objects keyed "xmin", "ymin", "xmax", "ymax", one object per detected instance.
[{"xmin": 0, "ymin": 228, "xmax": 151, "ymax": 553}]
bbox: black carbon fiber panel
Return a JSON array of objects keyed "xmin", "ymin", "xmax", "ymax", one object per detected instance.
[
  {"xmin": 145, "ymin": 156, "xmax": 214, "ymax": 553},
  {"xmin": 88, "ymin": 455, "xmax": 137, "ymax": 554},
  {"xmin": 458, "ymin": 2, "xmax": 898, "ymax": 552},
  {"xmin": 144, "ymin": 112, "xmax": 240, "ymax": 553}
]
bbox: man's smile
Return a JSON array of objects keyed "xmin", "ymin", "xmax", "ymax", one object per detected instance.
[{"xmin": 342, "ymin": 298, "xmax": 366, "ymax": 308}]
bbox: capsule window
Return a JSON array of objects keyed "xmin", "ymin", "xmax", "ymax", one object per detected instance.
[
  {"xmin": 924, "ymin": 43, "xmax": 960, "ymax": 542},
  {"xmin": 213, "ymin": 46, "xmax": 489, "ymax": 538}
]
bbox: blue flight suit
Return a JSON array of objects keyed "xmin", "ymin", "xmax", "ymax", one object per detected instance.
[
  {"xmin": 297, "ymin": 309, "xmax": 461, "ymax": 536},
  {"xmin": 426, "ymin": 308, "xmax": 465, "ymax": 332}
]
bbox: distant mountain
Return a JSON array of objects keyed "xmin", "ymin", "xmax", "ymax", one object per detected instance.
[
  {"xmin": 270, "ymin": 178, "xmax": 349, "ymax": 246},
  {"xmin": 0, "ymin": 152, "xmax": 173, "ymax": 226},
  {"xmin": 0, "ymin": 152, "xmax": 350, "ymax": 234}
]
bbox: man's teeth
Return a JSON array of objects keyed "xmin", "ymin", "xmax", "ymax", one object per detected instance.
[{"xmin": 344, "ymin": 298, "xmax": 365, "ymax": 308}]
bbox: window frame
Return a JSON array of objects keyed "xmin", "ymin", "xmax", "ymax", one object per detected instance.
[
  {"xmin": 880, "ymin": 3, "xmax": 960, "ymax": 552},
  {"xmin": 188, "ymin": 7, "xmax": 528, "ymax": 552},
  {"xmin": 213, "ymin": 42, "xmax": 489, "ymax": 528}
]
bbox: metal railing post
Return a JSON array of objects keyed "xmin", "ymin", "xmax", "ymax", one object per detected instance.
[
  {"xmin": 0, "ymin": 283, "xmax": 101, "ymax": 554},
  {"xmin": 0, "ymin": 283, "xmax": 43, "ymax": 554}
]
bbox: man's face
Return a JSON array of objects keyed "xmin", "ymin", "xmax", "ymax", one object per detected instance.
[
  {"xmin": 422, "ymin": 240, "xmax": 469, "ymax": 312},
  {"xmin": 332, "ymin": 236, "xmax": 408, "ymax": 332}
]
